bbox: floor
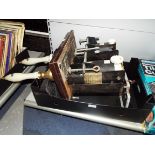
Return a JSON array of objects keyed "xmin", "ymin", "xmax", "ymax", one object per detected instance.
[{"xmin": 0, "ymin": 84, "xmax": 31, "ymax": 135}]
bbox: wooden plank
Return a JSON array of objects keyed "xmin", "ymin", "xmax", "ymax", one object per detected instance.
[{"xmin": 49, "ymin": 30, "xmax": 76, "ymax": 99}]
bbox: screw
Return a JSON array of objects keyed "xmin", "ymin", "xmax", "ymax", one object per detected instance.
[{"xmin": 68, "ymin": 65, "xmax": 100, "ymax": 74}]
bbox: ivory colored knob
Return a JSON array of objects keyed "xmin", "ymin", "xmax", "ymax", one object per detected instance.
[
  {"xmin": 110, "ymin": 55, "xmax": 124, "ymax": 71},
  {"xmin": 110, "ymin": 55, "xmax": 124, "ymax": 64},
  {"xmin": 108, "ymin": 39, "xmax": 116, "ymax": 45}
]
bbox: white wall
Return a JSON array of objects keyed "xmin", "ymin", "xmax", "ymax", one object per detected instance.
[{"xmin": 48, "ymin": 19, "xmax": 155, "ymax": 61}]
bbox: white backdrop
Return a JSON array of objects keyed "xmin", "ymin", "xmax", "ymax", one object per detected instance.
[{"xmin": 48, "ymin": 19, "xmax": 155, "ymax": 61}]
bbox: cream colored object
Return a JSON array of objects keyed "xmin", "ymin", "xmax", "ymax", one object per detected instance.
[
  {"xmin": 4, "ymin": 69, "xmax": 53, "ymax": 82},
  {"xmin": 110, "ymin": 55, "xmax": 124, "ymax": 71},
  {"xmin": 20, "ymin": 54, "xmax": 53, "ymax": 65},
  {"xmin": 108, "ymin": 39, "xmax": 116, "ymax": 44},
  {"xmin": 4, "ymin": 72, "xmax": 40, "ymax": 82}
]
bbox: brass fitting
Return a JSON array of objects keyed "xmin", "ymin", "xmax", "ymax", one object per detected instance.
[{"xmin": 38, "ymin": 69, "xmax": 53, "ymax": 80}]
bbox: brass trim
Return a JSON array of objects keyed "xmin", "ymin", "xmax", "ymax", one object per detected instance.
[{"xmin": 38, "ymin": 69, "xmax": 53, "ymax": 80}]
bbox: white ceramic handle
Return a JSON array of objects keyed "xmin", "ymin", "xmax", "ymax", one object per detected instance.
[
  {"xmin": 108, "ymin": 39, "xmax": 116, "ymax": 44},
  {"xmin": 20, "ymin": 54, "xmax": 52, "ymax": 65},
  {"xmin": 110, "ymin": 55, "xmax": 124, "ymax": 71},
  {"xmin": 4, "ymin": 72, "xmax": 40, "ymax": 82}
]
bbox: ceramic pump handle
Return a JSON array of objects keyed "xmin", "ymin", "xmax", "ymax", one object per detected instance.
[
  {"xmin": 20, "ymin": 54, "xmax": 52, "ymax": 65},
  {"xmin": 4, "ymin": 72, "xmax": 40, "ymax": 82},
  {"xmin": 4, "ymin": 69, "xmax": 53, "ymax": 82}
]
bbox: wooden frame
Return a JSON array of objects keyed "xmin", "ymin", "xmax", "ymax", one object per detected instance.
[{"xmin": 49, "ymin": 30, "xmax": 76, "ymax": 99}]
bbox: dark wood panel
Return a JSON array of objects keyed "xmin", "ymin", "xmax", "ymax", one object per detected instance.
[{"xmin": 6, "ymin": 19, "xmax": 48, "ymax": 32}]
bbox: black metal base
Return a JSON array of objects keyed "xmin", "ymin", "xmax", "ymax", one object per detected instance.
[{"xmin": 31, "ymin": 60, "xmax": 155, "ymax": 125}]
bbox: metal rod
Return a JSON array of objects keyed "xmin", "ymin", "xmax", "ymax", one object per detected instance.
[
  {"xmin": 25, "ymin": 30, "xmax": 49, "ymax": 38},
  {"xmin": 76, "ymin": 47, "xmax": 99, "ymax": 53},
  {"xmin": 68, "ymin": 66, "xmax": 100, "ymax": 74}
]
